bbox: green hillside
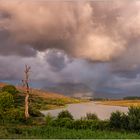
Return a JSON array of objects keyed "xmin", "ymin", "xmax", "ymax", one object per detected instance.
[{"xmin": 0, "ymin": 82, "xmax": 81, "ymax": 111}]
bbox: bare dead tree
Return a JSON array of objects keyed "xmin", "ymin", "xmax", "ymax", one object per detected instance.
[{"xmin": 22, "ymin": 65, "xmax": 31, "ymax": 119}]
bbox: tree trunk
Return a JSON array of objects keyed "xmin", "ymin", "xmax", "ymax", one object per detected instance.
[
  {"xmin": 25, "ymin": 93, "xmax": 29, "ymax": 119},
  {"xmin": 23, "ymin": 65, "xmax": 31, "ymax": 120}
]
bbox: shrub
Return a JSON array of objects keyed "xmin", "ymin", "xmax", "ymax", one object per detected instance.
[
  {"xmin": 4, "ymin": 108, "xmax": 24, "ymax": 122},
  {"xmin": 128, "ymin": 106, "xmax": 140, "ymax": 130},
  {"xmin": 49, "ymin": 118, "xmax": 73, "ymax": 128},
  {"xmin": 23, "ymin": 117, "xmax": 34, "ymax": 125},
  {"xmin": 68, "ymin": 119, "xmax": 108, "ymax": 130},
  {"xmin": 57, "ymin": 110, "xmax": 73, "ymax": 120},
  {"xmin": 0, "ymin": 92, "xmax": 14, "ymax": 111},
  {"xmin": 109, "ymin": 107, "xmax": 140, "ymax": 131},
  {"xmin": 85, "ymin": 113, "xmax": 99, "ymax": 120},
  {"xmin": 120, "ymin": 113, "xmax": 129, "ymax": 129},
  {"xmin": 0, "ymin": 108, "xmax": 24, "ymax": 124},
  {"xmin": 57, "ymin": 118, "xmax": 73, "ymax": 127},
  {"xmin": 2, "ymin": 85, "xmax": 18, "ymax": 95},
  {"xmin": 49, "ymin": 119, "xmax": 58, "ymax": 127},
  {"xmin": 29, "ymin": 107, "xmax": 44, "ymax": 117},
  {"xmin": 49, "ymin": 116, "xmax": 109, "ymax": 131},
  {"xmin": 45, "ymin": 113, "xmax": 54, "ymax": 125},
  {"xmin": 109, "ymin": 111, "xmax": 122, "ymax": 129},
  {"xmin": 96, "ymin": 120, "xmax": 110, "ymax": 130},
  {"xmin": 71, "ymin": 119, "xmax": 87, "ymax": 129}
]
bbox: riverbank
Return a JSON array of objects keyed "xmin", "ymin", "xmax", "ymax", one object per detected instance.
[{"xmin": 97, "ymin": 100, "xmax": 140, "ymax": 107}]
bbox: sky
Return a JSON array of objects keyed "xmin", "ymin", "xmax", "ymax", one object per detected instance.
[{"xmin": 0, "ymin": 0, "xmax": 140, "ymax": 98}]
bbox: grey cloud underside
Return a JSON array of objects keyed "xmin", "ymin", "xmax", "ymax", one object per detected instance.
[{"xmin": 0, "ymin": 0, "xmax": 140, "ymax": 98}]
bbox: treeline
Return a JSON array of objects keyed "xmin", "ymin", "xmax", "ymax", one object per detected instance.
[
  {"xmin": 91, "ymin": 96, "xmax": 140, "ymax": 101},
  {"xmin": 90, "ymin": 98, "xmax": 110, "ymax": 101},
  {"xmin": 123, "ymin": 96, "xmax": 140, "ymax": 100}
]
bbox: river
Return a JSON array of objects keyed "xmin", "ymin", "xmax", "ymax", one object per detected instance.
[{"xmin": 41, "ymin": 102, "xmax": 128, "ymax": 120}]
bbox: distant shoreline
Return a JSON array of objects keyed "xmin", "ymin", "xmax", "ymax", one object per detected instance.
[{"xmin": 96, "ymin": 100, "xmax": 140, "ymax": 107}]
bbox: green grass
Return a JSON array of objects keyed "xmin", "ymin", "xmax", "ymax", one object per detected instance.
[
  {"xmin": 30, "ymin": 96, "xmax": 66, "ymax": 110},
  {"xmin": 14, "ymin": 93, "xmax": 81, "ymax": 110},
  {"xmin": 0, "ymin": 85, "xmax": 83, "ymax": 111},
  {"xmin": 0, "ymin": 125, "xmax": 140, "ymax": 139}
]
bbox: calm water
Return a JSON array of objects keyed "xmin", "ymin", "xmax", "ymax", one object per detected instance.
[{"xmin": 41, "ymin": 102, "xmax": 128, "ymax": 120}]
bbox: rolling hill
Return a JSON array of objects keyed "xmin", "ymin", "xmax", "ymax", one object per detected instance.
[
  {"xmin": 0, "ymin": 82, "xmax": 81, "ymax": 110},
  {"xmin": 0, "ymin": 82, "xmax": 74, "ymax": 99}
]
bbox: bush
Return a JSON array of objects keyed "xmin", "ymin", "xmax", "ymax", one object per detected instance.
[
  {"xmin": 4, "ymin": 108, "xmax": 24, "ymax": 122},
  {"xmin": 49, "ymin": 118, "xmax": 73, "ymax": 128},
  {"xmin": 109, "ymin": 107, "xmax": 140, "ymax": 131},
  {"xmin": 58, "ymin": 118, "xmax": 73, "ymax": 128},
  {"xmin": 120, "ymin": 113, "xmax": 129, "ymax": 129},
  {"xmin": 0, "ymin": 108, "xmax": 24, "ymax": 124},
  {"xmin": 57, "ymin": 110, "xmax": 73, "ymax": 120},
  {"xmin": 2, "ymin": 85, "xmax": 18, "ymax": 95},
  {"xmin": 49, "ymin": 117, "xmax": 109, "ymax": 131},
  {"xmin": 22, "ymin": 117, "xmax": 34, "ymax": 125},
  {"xmin": 109, "ymin": 111, "xmax": 122, "ymax": 129},
  {"xmin": 69, "ymin": 119, "xmax": 109, "ymax": 130},
  {"xmin": 95, "ymin": 120, "xmax": 110, "ymax": 130},
  {"xmin": 70, "ymin": 119, "xmax": 83, "ymax": 129},
  {"xmin": 128, "ymin": 106, "xmax": 140, "ymax": 130},
  {"xmin": 0, "ymin": 92, "xmax": 14, "ymax": 111},
  {"xmin": 29, "ymin": 107, "xmax": 44, "ymax": 117},
  {"xmin": 72, "ymin": 119, "xmax": 93, "ymax": 129},
  {"xmin": 45, "ymin": 113, "xmax": 54, "ymax": 125},
  {"xmin": 48, "ymin": 111, "xmax": 109, "ymax": 130},
  {"xmin": 85, "ymin": 113, "xmax": 99, "ymax": 120}
]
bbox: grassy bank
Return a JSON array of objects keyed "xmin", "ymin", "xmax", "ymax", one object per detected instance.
[
  {"xmin": 0, "ymin": 82, "xmax": 84, "ymax": 111},
  {"xmin": 98, "ymin": 100, "xmax": 140, "ymax": 107},
  {"xmin": 0, "ymin": 125, "xmax": 140, "ymax": 139},
  {"xmin": 27, "ymin": 94, "xmax": 81, "ymax": 110}
]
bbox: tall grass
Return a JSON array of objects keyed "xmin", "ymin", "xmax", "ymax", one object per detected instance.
[{"xmin": 1, "ymin": 126, "xmax": 140, "ymax": 139}]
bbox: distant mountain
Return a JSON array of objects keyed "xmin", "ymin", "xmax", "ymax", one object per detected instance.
[{"xmin": 44, "ymin": 83, "xmax": 93, "ymax": 98}]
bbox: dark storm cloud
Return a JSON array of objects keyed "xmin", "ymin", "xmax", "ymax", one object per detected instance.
[
  {"xmin": 0, "ymin": 29, "xmax": 36, "ymax": 56},
  {"xmin": 46, "ymin": 49, "xmax": 72, "ymax": 72},
  {"xmin": 111, "ymin": 40, "xmax": 140, "ymax": 79}
]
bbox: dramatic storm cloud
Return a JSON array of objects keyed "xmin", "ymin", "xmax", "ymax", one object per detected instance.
[{"xmin": 0, "ymin": 0, "xmax": 140, "ymax": 98}]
